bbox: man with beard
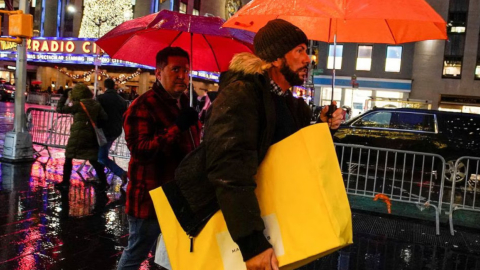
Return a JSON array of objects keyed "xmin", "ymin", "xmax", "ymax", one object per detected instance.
[{"xmin": 169, "ymin": 19, "xmax": 344, "ymax": 270}]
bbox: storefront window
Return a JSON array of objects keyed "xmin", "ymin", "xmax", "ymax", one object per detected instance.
[
  {"xmin": 463, "ymin": 106, "xmax": 480, "ymax": 114},
  {"xmin": 385, "ymin": 46, "xmax": 402, "ymax": 72},
  {"xmin": 346, "ymin": 89, "xmax": 372, "ymax": 116},
  {"xmin": 356, "ymin": 45, "xmax": 373, "ymax": 71},
  {"xmin": 327, "ymin": 45, "xmax": 343, "ymax": 70},
  {"xmin": 321, "ymin": 87, "xmax": 342, "ymax": 106},
  {"xmin": 373, "ymin": 91, "xmax": 404, "ymax": 109}
]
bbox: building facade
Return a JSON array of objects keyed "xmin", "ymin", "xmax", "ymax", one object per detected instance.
[
  {"xmin": 4, "ymin": 0, "xmax": 479, "ymax": 113},
  {"xmin": 1, "ymin": 0, "xmax": 249, "ymax": 95}
]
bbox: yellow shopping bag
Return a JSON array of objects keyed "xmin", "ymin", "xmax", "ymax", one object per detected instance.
[{"xmin": 150, "ymin": 123, "xmax": 352, "ymax": 270}]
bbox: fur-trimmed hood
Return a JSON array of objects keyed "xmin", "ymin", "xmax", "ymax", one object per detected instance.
[
  {"xmin": 219, "ymin": 53, "xmax": 270, "ymax": 91},
  {"xmin": 228, "ymin": 52, "xmax": 270, "ymax": 75}
]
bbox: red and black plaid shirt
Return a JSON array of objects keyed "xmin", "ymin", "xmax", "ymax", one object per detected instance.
[{"xmin": 123, "ymin": 82, "xmax": 200, "ymax": 219}]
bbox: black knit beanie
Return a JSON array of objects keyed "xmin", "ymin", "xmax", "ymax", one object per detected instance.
[{"xmin": 254, "ymin": 19, "xmax": 308, "ymax": 63}]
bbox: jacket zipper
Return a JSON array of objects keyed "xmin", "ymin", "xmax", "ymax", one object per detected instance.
[{"xmin": 189, "ymin": 235, "xmax": 194, "ymax": 252}]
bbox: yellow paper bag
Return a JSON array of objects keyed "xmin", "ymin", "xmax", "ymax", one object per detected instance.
[{"xmin": 150, "ymin": 123, "xmax": 353, "ymax": 270}]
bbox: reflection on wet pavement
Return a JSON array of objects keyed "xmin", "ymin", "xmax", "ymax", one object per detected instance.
[{"xmin": 0, "ymin": 102, "xmax": 480, "ymax": 269}]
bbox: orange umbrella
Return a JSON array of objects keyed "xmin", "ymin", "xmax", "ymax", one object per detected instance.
[
  {"xmin": 223, "ymin": 0, "xmax": 447, "ymax": 114},
  {"xmin": 223, "ymin": 0, "xmax": 447, "ymax": 44}
]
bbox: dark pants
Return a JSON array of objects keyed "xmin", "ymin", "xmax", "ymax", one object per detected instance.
[
  {"xmin": 63, "ymin": 157, "xmax": 106, "ymax": 184},
  {"xmin": 98, "ymin": 140, "xmax": 126, "ymax": 177},
  {"xmin": 117, "ymin": 215, "xmax": 161, "ymax": 270}
]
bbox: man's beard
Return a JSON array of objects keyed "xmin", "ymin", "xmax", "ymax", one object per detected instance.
[{"xmin": 280, "ymin": 60, "xmax": 306, "ymax": 87}]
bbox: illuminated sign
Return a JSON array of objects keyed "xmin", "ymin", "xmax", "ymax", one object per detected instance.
[
  {"xmin": 191, "ymin": 70, "xmax": 219, "ymax": 82},
  {"xmin": 1, "ymin": 37, "xmax": 103, "ymax": 55},
  {"xmin": 0, "ymin": 37, "xmax": 220, "ymax": 82},
  {"xmin": 0, "ymin": 51, "xmax": 154, "ymax": 69}
]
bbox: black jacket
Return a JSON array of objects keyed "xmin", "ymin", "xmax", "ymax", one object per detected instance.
[
  {"xmin": 165, "ymin": 53, "xmax": 312, "ymax": 261},
  {"xmin": 97, "ymin": 88, "xmax": 128, "ymax": 141}
]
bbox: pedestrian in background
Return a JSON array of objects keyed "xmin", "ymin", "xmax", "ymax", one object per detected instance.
[
  {"xmin": 55, "ymin": 84, "xmax": 109, "ymax": 192},
  {"xmin": 117, "ymin": 47, "xmax": 200, "ymax": 270},
  {"xmin": 97, "ymin": 78, "xmax": 129, "ymax": 187}
]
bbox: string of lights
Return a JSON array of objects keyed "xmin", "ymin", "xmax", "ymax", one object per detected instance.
[{"xmin": 55, "ymin": 66, "xmax": 142, "ymax": 84}]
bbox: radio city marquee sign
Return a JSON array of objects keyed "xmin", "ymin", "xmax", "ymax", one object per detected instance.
[
  {"xmin": 0, "ymin": 37, "xmax": 153, "ymax": 69},
  {"xmin": 1, "ymin": 37, "xmax": 103, "ymax": 54}
]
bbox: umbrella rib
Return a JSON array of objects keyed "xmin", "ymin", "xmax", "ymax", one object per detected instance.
[
  {"xmin": 168, "ymin": 31, "xmax": 184, "ymax": 47},
  {"xmin": 201, "ymin": 34, "xmax": 221, "ymax": 72},
  {"xmin": 328, "ymin": 19, "xmax": 332, "ymax": 42},
  {"xmin": 384, "ymin": 20, "xmax": 397, "ymax": 44},
  {"xmin": 98, "ymin": 28, "xmax": 159, "ymax": 59}
]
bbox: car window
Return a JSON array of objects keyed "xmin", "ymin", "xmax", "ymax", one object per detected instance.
[
  {"xmin": 353, "ymin": 112, "xmax": 392, "ymax": 128},
  {"xmin": 443, "ymin": 115, "xmax": 480, "ymax": 137},
  {"xmin": 394, "ymin": 113, "xmax": 435, "ymax": 132}
]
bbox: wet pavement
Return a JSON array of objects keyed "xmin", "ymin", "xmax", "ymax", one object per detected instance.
[{"xmin": 0, "ymin": 101, "xmax": 480, "ymax": 270}]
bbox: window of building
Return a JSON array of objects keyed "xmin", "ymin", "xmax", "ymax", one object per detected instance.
[
  {"xmin": 327, "ymin": 45, "xmax": 343, "ymax": 70},
  {"xmin": 443, "ymin": 0, "xmax": 469, "ymax": 78},
  {"xmin": 193, "ymin": 0, "xmax": 200, "ymax": 15},
  {"xmin": 356, "ymin": 45, "xmax": 373, "ymax": 71},
  {"xmin": 385, "ymin": 46, "xmax": 402, "ymax": 72},
  {"xmin": 475, "ymin": 32, "xmax": 480, "ymax": 79},
  {"xmin": 179, "ymin": 2, "xmax": 187, "ymax": 14}
]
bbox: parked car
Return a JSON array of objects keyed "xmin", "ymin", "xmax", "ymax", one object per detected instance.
[
  {"xmin": 0, "ymin": 83, "xmax": 16, "ymax": 101},
  {"xmin": 334, "ymin": 108, "xmax": 480, "ymax": 183}
]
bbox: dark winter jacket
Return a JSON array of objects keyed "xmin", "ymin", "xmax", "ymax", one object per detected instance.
[
  {"xmin": 56, "ymin": 84, "xmax": 108, "ymax": 160},
  {"xmin": 165, "ymin": 53, "xmax": 312, "ymax": 261},
  {"xmin": 123, "ymin": 82, "xmax": 201, "ymax": 219},
  {"xmin": 97, "ymin": 88, "xmax": 128, "ymax": 141}
]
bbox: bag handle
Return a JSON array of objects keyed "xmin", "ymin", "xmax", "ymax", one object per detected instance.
[{"xmin": 79, "ymin": 101, "xmax": 97, "ymax": 129}]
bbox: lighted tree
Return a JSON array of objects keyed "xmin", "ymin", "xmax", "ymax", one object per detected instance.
[{"xmin": 79, "ymin": 0, "xmax": 133, "ymax": 38}]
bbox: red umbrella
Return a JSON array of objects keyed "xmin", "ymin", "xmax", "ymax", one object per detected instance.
[{"xmin": 96, "ymin": 10, "xmax": 254, "ymax": 72}]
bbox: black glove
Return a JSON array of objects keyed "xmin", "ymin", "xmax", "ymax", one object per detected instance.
[{"xmin": 175, "ymin": 107, "xmax": 198, "ymax": 131}]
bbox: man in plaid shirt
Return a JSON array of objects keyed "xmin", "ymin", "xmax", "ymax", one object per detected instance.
[{"xmin": 118, "ymin": 47, "xmax": 200, "ymax": 270}]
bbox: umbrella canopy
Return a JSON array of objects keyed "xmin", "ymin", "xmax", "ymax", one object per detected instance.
[
  {"xmin": 96, "ymin": 10, "xmax": 255, "ymax": 72},
  {"xmin": 223, "ymin": 0, "xmax": 447, "ymax": 44}
]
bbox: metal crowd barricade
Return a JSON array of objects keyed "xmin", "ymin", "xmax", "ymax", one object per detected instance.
[
  {"xmin": 26, "ymin": 108, "xmax": 72, "ymax": 155},
  {"xmin": 109, "ymin": 130, "xmax": 130, "ymax": 160},
  {"xmin": 26, "ymin": 92, "xmax": 51, "ymax": 105},
  {"xmin": 334, "ymin": 143, "xmax": 447, "ymax": 235},
  {"xmin": 449, "ymin": 156, "xmax": 480, "ymax": 235},
  {"xmin": 26, "ymin": 107, "xmax": 130, "ymax": 160}
]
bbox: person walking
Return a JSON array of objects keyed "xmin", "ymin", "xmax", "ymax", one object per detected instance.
[
  {"xmin": 171, "ymin": 19, "xmax": 344, "ymax": 270},
  {"xmin": 97, "ymin": 78, "xmax": 129, "ymax": 187},
  {"xmin": 54, "ymin": 84, "xmax": 109, "ymax": 192},
  {"xmin": 117, "ymin": 47, "xmax": 200, "ymax": 270}
]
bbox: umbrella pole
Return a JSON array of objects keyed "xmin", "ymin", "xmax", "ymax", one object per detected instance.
[
  {"xmin": 327, "ymin": 33, "xmax": 337, "ymax": 118},
  {"xmin": 190, "ymin": 33, "xmax": 194, "ymax": 107},
  {"xmin": 331, "ymin": 33, "xmax": 336, "ymax": 103}
]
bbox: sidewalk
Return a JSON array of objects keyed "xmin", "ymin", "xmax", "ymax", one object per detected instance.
[{"xmin": 0, "ymin": 102, "xmax": 479, "ymax": 270}]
